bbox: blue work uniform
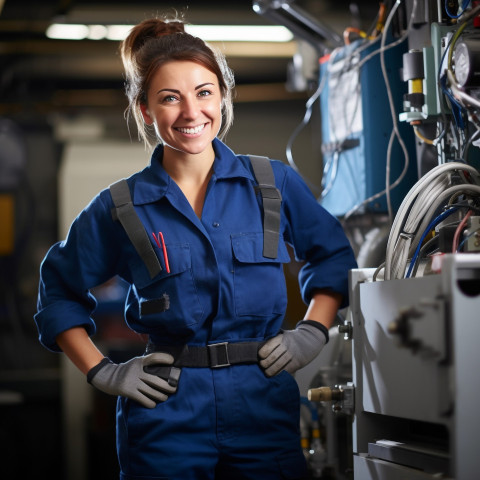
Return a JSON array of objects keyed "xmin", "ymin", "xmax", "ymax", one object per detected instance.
[{"xmin": 35, "ymin": 138, "xmax": 357, "ymax": 480}]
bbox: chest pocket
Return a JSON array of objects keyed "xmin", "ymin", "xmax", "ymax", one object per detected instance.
[
  {"xmin": 127, "ymin": 243, "xmax": 204, "ymax": 335},
  {"xmin": 231, "ymin": 232, "xmax": 290, "ymax": 316}
]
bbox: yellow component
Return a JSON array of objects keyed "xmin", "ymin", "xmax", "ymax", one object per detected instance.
[
  {"xmin": 301, "ymin": 438, "xmax": 309, "ymax": 449},
  {"xmin": 312, "ymin": 428, "xmax": 321, "ymax": 439},
  {"xmin": 0, "ymin": 194, "xmax": 15, "ymax": 255},
  {"xmin": 410, "ymin": 78, "xmax": 423, "ymax": 94},
  {"xmin": 308, "ymin": 386, "xmax": 333, "ymax": 402}
]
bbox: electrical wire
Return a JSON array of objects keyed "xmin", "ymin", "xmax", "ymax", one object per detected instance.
[
  {"xmin": 452, "ymin": 209, "xmax": 474, "ymax": 251},
  {"xmin": 383, "ymin": 2, "xmax": 480, "ymax": 280},
  {"xmin": 302, "ymin": 3, "xmax": 396, "ymax": 199},
  {"xmin": 405, "ymin": 207, "xmax": 458, "ymax": 278},
  {"xmin": 321, "ymin": 68, "xmax": 363, "ymax": 200},
  {"xmin": 406, "ymin": 176, "xmax": 451, "ymax": 254},
  {"xmin": 413, "ymin": 127, "xmax": 435, "ymax": 145},
  {"xmin": 384, "ymin": 161, "xmax": 480, "ymax": 279},
  {"xmin": 356, "ymin": 0, "xmax": 414, "ymax": 72},
  {"xmin": 342, "ymin": 0, "xmax": 418, "ymax": 221},
  {"xmin": 285, "ymin": 48, "xmax": 341, "ymax": 193},
  {"xmin": 400, "ymin": 183, "xmax": 480, "ymax": 276},
  {"xmin": 386, "ymin": 163, "xmax": 478, "ymax": 265},
  {"xmin": 457, "ymin": 226, "xmax": 480, "ymax": 251},
  {"xmin": 372, "ymin": 261, "xmax": 386, "ymax": 281},
  {"xmin": 447, "ymin": 21, "xmax": 468, "ymax": 71},
  {"xmin": 435, "ymin": 21, "xmax": 472, "ymax": 148},
  {"xmin": 457, "ymin": 3, "xmax": 480, "ymax": 23},
  {"xmin": 448, "ymin": 70, "xmax": 480, "ymax": 109},
  {"xmin": 379, "ymin": 0, "xmax": 416, "ymax": 223},
  {"xmin": 410, "ymin": 235, "xmax": 439, "ymax": 277},
  {"xmin": 301, "ymin": 2, "xmax": 396, "ymax": 200},
  {"xmin": 445, "ymin": 0, "xmax": 472, "ymax": 20},
  {"xmin": 320, "ymin": 151, "xmax": 339, "ymax": 199},
  {"xmin": 404, "ymin": 183, "xmax": 480, "ymax": 267},
  {"xmin": 449, "ymin": 201, "xmax": 480, "ymax": 213},
  {"xmin": 462, "ymin": 128, "xmax": 480, "ymax": 161},
  {"xmin": 343, "ymin": 27, "xmax": 371, "ymax": 45}
]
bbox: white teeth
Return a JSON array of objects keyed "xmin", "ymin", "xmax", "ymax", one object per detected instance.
[{"xmin": 177, "ymin": 124, "xmax": 205, "ymax": 134}]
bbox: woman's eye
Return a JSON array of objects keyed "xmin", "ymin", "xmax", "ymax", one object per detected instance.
[
  {"xmin": 162, "ymin": 95, "xmax": 178, "ymax": 103},
  {"xmin": 198, "ymin": 89, "xmax": 212, "ymax": 97}
]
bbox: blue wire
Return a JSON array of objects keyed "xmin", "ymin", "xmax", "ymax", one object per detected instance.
[
  {"xmin": 437, "ymin": 32, "xmax": 466, "ymax": 130},
  {"xmin": 445, "ymin": 0, "xmax": 471, "ymax": 19},
  {"xmin": 457, "ymin": 227, "xmax": 480, "ymax": 251},
  {"xmin": 405, "ymin": 207, "xmax": 459, "ymax": 278},
  {"xmin": 440, "ymin": 74, "xmax": 466, "ymax": 129}
]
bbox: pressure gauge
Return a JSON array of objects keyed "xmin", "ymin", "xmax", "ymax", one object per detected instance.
[{"xmin": 454, "ymin": 38, "xmax": 480, "ymax": 87}]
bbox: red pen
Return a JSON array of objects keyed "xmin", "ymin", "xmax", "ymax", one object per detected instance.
[{"xmin": 152, "ymin": 232, "xmax": 171, "ymax": 273}]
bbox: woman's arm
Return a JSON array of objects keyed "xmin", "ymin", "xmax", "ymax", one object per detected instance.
[
  {"xmin": 259, "ymin": 290, "xmax": 342, "ymax": 377},
  {"xmin": 304, "ymin": 289, "xmax": 342, "ymax": 330},
  {"xmin": 56, "ymin": 327, "xmax": 105, "ymax": 374},
  {"xmin": 56, "ymin": 326, "xmax": 177, "ymax": 408}
]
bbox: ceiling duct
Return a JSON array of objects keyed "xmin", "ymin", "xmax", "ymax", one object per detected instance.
[{"xmin": 253, "ymin": 0, "xmax": 342, "ymax": 53}]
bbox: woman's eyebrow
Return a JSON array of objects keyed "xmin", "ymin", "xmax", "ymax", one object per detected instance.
[
  {"xmin": 156, "ymin": 83, "xmax": 214, "ymax": 95},
  {"xmin": 195, "ymin": 82, "xmax": 214, "ymax": 90},
  {"xmin": 156, "ymin": 88, "xmax": 180, "ymax": 95}
]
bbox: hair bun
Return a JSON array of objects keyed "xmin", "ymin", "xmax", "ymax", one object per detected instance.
[
  {"xmin": 161, "ymin": 20, "xmax": 185, "ymax": 37},
  {"xmin": 123, "ymin": 18, "xmax": 186, "ymax": 60}
]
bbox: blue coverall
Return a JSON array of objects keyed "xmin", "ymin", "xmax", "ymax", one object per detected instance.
[{"xmin": 35, "ymin": 138, "xmax": 357, "ymax": 480}]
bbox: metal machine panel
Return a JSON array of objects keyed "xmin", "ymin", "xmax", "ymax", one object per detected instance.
[
  {"xmin": 354, "ymin": 454, "xmax": 453, "ymax": 480},
  {"xmin": 358, "ymin": 274, "xmax": 451, "ymax": 422},
  {"xmin": 350, "ymin": 254, "xmax": 480, "ymax": 480},
  {"xmin": 443, "ymin": 255, "xmax": 480, "ymax": 479}
]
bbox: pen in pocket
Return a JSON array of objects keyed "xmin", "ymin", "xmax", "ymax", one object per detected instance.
[{"xmin": 152, "ymin": 232, "xmax": 171, "ymax": 273}]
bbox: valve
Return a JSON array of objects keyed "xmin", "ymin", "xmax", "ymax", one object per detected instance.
[{"xmin": 308, "ymin": 383, "xmax": 355, "ymax": 415}]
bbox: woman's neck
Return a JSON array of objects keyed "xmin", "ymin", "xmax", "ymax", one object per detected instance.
[{"xmin": 162, "ymin": 145, "xmax": 215, "ymax": 218}]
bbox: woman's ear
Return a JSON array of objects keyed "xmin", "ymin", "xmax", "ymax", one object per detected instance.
[{"xmin": 140, "ymin": 104, "xmax": 153, "ymax": 125}]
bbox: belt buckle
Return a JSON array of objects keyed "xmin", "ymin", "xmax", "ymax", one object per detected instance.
[{"xmin": 208, "ymin": 342, "xmax": 230, "ymax": 368}]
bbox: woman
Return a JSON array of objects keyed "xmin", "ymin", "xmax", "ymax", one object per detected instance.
[{"xmin": 35, "ymin": 16, "xmax": 357, "ymax": 480}]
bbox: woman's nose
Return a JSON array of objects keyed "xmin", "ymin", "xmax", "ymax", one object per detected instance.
[{"xmin": 181, "ymin": 97, "xmax": 200, "ymax": 120}]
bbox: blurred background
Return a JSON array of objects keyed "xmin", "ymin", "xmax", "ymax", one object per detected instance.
[
  {"xmin": 4, "ymin": 1, "xmax": 480, "ymax": 480},
  {"xmin": 0, "ymin": 1, "xmax": 363, "ymax": 478}
]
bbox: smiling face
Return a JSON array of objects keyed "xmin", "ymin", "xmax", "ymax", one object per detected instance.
[{"xmin": 140, "ymin": 60, "xmax": 223, "ymax": 158}]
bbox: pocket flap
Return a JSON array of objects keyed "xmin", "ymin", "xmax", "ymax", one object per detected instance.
[
  {"xmin": 131, "ymin": 243, "xmax": 192, "ymax": 289},
  {"xmin": 231, "ymin": 232, "xmax": 290, "ymax": 264}
]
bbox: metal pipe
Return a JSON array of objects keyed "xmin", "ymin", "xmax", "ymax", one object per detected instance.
[{"xmin": 253, "ymin": 0, "xmax": 342, "ymax": 52}]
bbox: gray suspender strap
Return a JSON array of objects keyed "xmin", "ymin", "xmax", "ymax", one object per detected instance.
[
  {"xmin": 249, "ymin": 155, "xmax": 282, "ymax": 259},
  {"xmin": 109, "ymin": 179, "xmax": 162, "ymax": 279}
]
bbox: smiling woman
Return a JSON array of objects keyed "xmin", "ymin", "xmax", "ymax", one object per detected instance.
[
  {"xmin": 140, "ymin": 61, "xmax": 222, "ymax": 162},
  {"xmin": 120, "ymin": 18, "xmax": 235, "ymax": 150},
  {"xmin": 34, "ymin": 13, "xmax": 357, "ymax": 480}
]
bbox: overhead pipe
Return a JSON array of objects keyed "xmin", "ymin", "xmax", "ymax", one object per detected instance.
[{"xmin": 252, "ymin": 0, "xmax": 343, "ymax": 53}]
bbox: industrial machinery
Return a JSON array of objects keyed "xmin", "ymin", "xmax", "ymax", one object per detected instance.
[
  {"xmin": 256, "ymin": 1, "xmax": 480, "ymax": 478},
  {"xmin": 343, "ymin": 254, "xmax": 480, "ymax": 479}
]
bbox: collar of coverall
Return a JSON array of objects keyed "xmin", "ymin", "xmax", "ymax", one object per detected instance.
[{"xmin": 131, "ymin": 137, "xmax": 257, "ymax": 206}]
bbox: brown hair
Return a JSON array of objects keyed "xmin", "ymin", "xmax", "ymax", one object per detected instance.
[{"xmin": 120, "ymin": 16, "xmax": 235, "ymax": 149}]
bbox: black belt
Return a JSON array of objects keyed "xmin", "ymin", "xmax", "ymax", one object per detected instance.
[{"xmin": 145, "ymin": 341, "xmax": 265, "ymax": 368}]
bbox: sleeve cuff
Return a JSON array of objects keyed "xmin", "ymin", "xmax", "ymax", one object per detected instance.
[{"xmin": 296, "ymin": 319, "xmax": 329, "ymax": 343}]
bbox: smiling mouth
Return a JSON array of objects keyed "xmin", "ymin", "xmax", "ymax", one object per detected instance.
[{"xmin": 176, "ymin": 124, "xmax": 206, "ymax": 135}]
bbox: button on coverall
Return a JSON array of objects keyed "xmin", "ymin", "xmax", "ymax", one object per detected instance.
[{"xmin": 35, "ymin": 138, "xmax": 357, "ymax": 480}]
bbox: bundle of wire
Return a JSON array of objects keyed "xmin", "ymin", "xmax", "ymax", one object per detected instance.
[{"xmin": 383, "ymin": 162, "xmax": 480, "ymax": 280}]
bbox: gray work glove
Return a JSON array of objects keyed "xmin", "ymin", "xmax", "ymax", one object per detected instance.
[
  {"xmin": 87, "ymin": 353, "xmax": 177, "ymax": 408},
  {"xmin": 259, "ymin": 320, "xmax": 329, "ymax": 377}
]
